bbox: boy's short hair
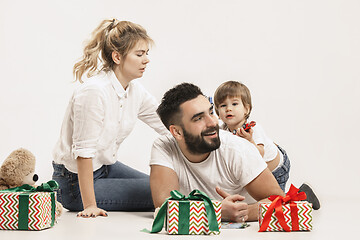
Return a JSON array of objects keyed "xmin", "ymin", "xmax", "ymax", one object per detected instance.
[
  {"xmin": 214, "ymin": 81, "xmax": 252, "ymax": 120},
  {"xmin": 157, "ymin": 83, "xmax": 204, "ymax": 129}
]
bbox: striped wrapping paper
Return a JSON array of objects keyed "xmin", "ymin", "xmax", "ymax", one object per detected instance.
[
  {"xmin": 259, "ymin": 201, "xmax": 312, "ymax": 231},
  {"xmin": 166, "ymin": 200, "xmax": 221, "ymax": 235}
]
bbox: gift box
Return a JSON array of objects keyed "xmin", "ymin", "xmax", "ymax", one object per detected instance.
[
  {"xmin": 258, "ymin": 185, "xmax": 313, "ymax": 232},
  {"xmin": 0, "ymin": 180, "xmax": 58, "ymax": 230},
  {"xmin": 150, "ymin": 190, "xmax": 221, "ymax": 235}
]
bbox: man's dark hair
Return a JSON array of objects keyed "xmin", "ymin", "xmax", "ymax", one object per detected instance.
[{"xmin": 157, "ymin": 83, "xmax": 203, "ymax": 129}]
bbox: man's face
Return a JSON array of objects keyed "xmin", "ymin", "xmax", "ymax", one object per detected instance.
[{"xmin": 179, "ymin": 95, "xmax": 220, "ymax": 154}]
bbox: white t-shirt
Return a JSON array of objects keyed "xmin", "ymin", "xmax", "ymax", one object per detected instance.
[
  {"xmin": 251, "ymin": 123, "xmax": 279, "ymax": 162},
  {"xmin": 150, "ymin": 130, "xmax": 267, "ymax": 204},
  {"xmin": 221, "ymin": 121, "xmax": 283, "ymax": 167},
  {"xmin": 53, "ymin": 71, "xmax": 168, "ymax": 173}
]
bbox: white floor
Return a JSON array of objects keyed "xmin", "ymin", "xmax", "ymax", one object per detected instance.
[{"xmin": 0, "ymin": 195, "xmax": 356, "ymax": 240}]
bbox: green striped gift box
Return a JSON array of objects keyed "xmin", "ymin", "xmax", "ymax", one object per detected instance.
[
  {"xmin": 0, "ymin": 182, "xmax": 57, "ymax": 231},
  {"xmin": 166, "ymin": 200, "xmax": 221, "ymax": 235}
]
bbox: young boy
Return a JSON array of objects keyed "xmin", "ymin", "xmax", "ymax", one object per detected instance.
[{"xmin": 214, "ymin": 81, "xmax": 320, "ymax": 210}]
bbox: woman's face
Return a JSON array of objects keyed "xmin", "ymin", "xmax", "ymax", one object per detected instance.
[{"xmin": 118, "ymin": 40, "xmax": 150, "ymax": 82}]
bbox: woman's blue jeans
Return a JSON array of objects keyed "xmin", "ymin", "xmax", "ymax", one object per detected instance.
[{"xmin": 52, "ymin": 161, "xmax": 154, "ymax": 211}]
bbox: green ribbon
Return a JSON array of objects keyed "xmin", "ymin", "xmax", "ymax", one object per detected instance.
[
  {"xmin": 1, "ymin": 180, "xmax": 59, "ymax": 193},
  {"xmin": 150, "ymin": 189, "xmax": 220, "ymax": 234},
  {"xmin": 18, "ymin": 194, "xmax": 29, "ymax": 230},
  {"xmin": 0, "ymin": 180, "xmax": 59, "ymax": 230}
]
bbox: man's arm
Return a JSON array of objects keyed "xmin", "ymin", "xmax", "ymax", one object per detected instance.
[
  {"xmin": 150, "ymin": 165, "xmax": 180, "ymax": 208},
  {"xmin": 245, "ymin": 168, "xmax": 284, "ymax": 221}
]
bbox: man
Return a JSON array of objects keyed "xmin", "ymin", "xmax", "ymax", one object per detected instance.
[{"xmin": 150, "ymin": 83, "xmax": 284, "ymax": 222}]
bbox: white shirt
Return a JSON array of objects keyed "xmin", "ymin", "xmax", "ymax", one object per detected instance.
[
  {"xmin": 150, "ymin": 130, "xmax": 267, "ymax": 203},
  {"xmin": 221, "ymin": 121, "xmax": 283, "ymax": 167},
  {"xmin": 53, "ymin": 71, "xmax": 168, "ymax": 173},
  {"xmin": 250, "ymin": 123, "xmax": 281, "ymax": 163}
]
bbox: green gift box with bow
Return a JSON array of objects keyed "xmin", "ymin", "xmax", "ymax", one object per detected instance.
[
  {"xmin": 150, "ymin": 189, "xmax": 221, "ymax": 235},
  {"xmin": 0, "ymin": 180, "xmax": 59, "ymax": 230}
]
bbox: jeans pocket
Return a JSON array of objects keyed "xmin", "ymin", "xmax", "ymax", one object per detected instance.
[
  {"xmin": 69, "ymin": 182, "xmax": 80, "ymax": 201},
  {"xmin": 93, "ymin": 165, "xmax": 107, "ymax": 180},
  {"xmin": 272, "ymin": 164, "xmax": 290, "ymax": 185},
  {"xmin": 277, "ymin": 172, "xmax": 290, "ymax": 185},
  {"xmin": 55, "ymin": 188, "xmax": 63, "ymax": 204},
  {"xmin": 53, "ymin": 171, "xmax": 80, "ymax": 204}
]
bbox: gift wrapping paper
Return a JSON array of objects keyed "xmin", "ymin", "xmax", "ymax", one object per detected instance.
[
  {"xmin": 166, "ymin": 200, "xmax": 221, "ymax": 235},
  {"xmin": 259, "ymin": 201, "xmax": 312, "ymax": 231},
  {"xmin": 0, "ymin": 191, "xmax": 56, "ymax": 230}
]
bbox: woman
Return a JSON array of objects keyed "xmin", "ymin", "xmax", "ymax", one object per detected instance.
[{"xmin": 52, "ymin": 19, "xmax": 168, "ymax": 218}]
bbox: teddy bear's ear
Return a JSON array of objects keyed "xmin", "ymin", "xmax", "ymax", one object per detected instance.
[{"xmin": 0, "ymin": 159, "xmax": 17, "ymax": 176}]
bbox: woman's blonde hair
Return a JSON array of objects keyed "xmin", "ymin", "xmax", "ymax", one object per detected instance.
[
  {"xmin": 73, "ymin": 19, "xmax": 153, "ymax": 82},
  {"xmin": 214, "ymin": 81, "xmax": 252, "ymax": 120}
]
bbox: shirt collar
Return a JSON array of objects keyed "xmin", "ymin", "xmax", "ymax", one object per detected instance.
[{"xmin": 109, "ymin": 70, "xmax": 129, "ymax": 99}]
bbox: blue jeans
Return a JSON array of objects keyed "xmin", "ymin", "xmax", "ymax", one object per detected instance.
[
  {"xmin": 271, "ymin": 145, "xmax": 291, "ymax": 192},
  {"xmin": 52, "ymin": 161, "xmax": 154, "ymax": 211}
]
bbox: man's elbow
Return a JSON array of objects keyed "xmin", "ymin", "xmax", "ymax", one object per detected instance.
[{"xmin": 246, "ymin": 168, "xmax": 285, "ymax": 201}]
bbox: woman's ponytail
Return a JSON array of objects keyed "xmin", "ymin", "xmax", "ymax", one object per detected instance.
[{"xmin": 73, "ymin": 19, "xmax": 153, "ymax": 83}]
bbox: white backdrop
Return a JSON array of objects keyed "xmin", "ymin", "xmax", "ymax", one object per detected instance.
[{"xmin": 0, "ymin": 0, "xmax": 359, "ymax": 199}]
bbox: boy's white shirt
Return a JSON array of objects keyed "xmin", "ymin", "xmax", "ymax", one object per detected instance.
[{"xmin": 220, "ymin": 120, "xmax": 284, "ymax": 169}]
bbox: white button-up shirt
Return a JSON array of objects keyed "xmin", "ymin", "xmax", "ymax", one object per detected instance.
[{"xmin": 53, "ymin": 71, "xmax": 168, "ymax": 173}]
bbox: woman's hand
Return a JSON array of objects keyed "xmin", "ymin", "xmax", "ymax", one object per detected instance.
[{"xmin": 77, "ymin": 205, "xmax": 108, "ymax": 218}]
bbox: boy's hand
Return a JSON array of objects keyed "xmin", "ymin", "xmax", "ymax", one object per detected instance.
[{"xmin": 235, "ymin": 127, "xmax": 254, "ymax": 142}]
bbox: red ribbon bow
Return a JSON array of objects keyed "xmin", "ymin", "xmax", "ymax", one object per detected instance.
[{"xmin": 259, "ymin": 184, "xmax": 307, "ymax": 232}]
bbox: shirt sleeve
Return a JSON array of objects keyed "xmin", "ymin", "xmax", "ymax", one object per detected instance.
[
  {"xmin": 230, "ymin": 138, "xmax": 267, "ymax": 187},
  {"xmin": 137, "ymin": 85, "xmax": 169, "ymax": 135},
  {"xmin": 253, "ymin": 123, "xmax": 278, "ymax": 162},
  {"xmin": 149, "ymin": 136, "xmax": 175, "ymax": 170},
  {"xmin": 252, "ymin": 124, "xmax": 265, "ymax": 145},
  {"xmin": 71, "ymin": 88, "xmax": 105, "ymax": 160}
]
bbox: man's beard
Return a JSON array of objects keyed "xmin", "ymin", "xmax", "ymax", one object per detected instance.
[{"xmin": 182, "ymin": 124, "xmax": 221, "ymax": 155}]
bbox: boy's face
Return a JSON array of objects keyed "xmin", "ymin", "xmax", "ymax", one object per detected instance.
[{"xmin": 217, "ymin": 96, "xmax": 249, "ymax": 129}]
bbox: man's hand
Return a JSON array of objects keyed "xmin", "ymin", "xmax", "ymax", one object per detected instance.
[{"xmin": 216, "ymin": 187, "xmax": 248, "ymax": 222}]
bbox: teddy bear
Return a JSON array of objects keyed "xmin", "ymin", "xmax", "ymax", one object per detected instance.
[
  {"xmin": 0, "ymin": 148, "xmax": 39, "ymax": 190},
  {"xmin": 0, "ymin": 148, "xmax": 63, "ymax": 218}
]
